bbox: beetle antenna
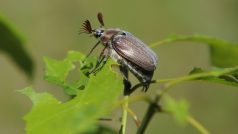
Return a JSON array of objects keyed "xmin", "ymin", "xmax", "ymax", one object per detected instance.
[
  {"xmin": 97, "ymin": 12, "xmax": 104, "ymax": 27},
  {"xmin": 79, "ymin": 20, "xmax": 93, "ymax": 35},
  {"xmin": 86, "ymin": 41, "xmax": 100, "ymax": 57}
]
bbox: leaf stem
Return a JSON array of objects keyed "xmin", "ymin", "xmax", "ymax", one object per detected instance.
[
  {"xmin": 149, "ymin": 34, "xmax": 238, "ymax": 48},
  {"xmin": 126, "ymin": 107, "xmax": 141, "ymax": 128},
  {"xmin": 187, "ymin": 115, "xmax": 210, "ymax": 134},
  {"xmin": 158, "ymin": 67, "xmax": 238, "ymax": 97},
  {"xmin": 120, "ymin": 95, "xmax": 129, "ymax": 134},
  {"xmin": 128, "ymin": 66, "xmax": 238, "ymax": 98}
]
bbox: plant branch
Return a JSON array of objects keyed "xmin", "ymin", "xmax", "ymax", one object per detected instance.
[
  {"xmin": 158, "ymin": 66, "xmax": 238, "ymax": 98},
  {"xmin": 119, "ymin": 95, "xmax": 129, "ymax": 134},
  {"xmin": 149, "ymin": 34, "xmax": 238, "ymax": 48},
  {"xmin": 134, "ymin": 67, "xmax": 237, "ymax": 133},
  {"xmin": 136, "ymin": 96, "xmax": 161, "ymax": 134},
  {"xmin": 126, "ymin": 107, "xmax": 141, "ymax": 128},
  {"xmin": 136, "ymin": 95, "xmax": 210, "ymax": 134},
  {"xmin": 187, "ymin": 115, "xmax": 210, "ymax": 134},
  {"xmin": 131, "ymin": 66, "xmax": 238, "ymax": 97},
  {"xmin": 127, "ymin": 67, "xmax": 237, "ymax": 133}
]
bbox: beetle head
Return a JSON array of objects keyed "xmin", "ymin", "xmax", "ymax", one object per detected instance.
[
  {"xmin": 79, "ymin": 12, "xmax": 107, "ymax": 57},
  {"xmin": 93, "ymin": 29, "xmax": 104, "ymax": 38},
  {"xmin": 79, "ymin": 12, "xmax": 105, "ymax": 38}
]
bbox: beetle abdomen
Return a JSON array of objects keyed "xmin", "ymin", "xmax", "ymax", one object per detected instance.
[{"xmin": 112, "ymin": 32, "xmax": 157, "ymax": 71}]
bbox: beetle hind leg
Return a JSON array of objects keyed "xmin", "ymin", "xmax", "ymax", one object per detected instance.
[
  {"xmin": 141, "ymin": 77, "xmax": 152, "ymax": 92},
  {"xmin": 121, "ymin": 59, "xmax": 154, "ymax": 93},
  {"xmin": 119, "ymin": 65, "xmax": 132, "ymax": 95},
  {"xmin": 143, "ymin": 71, "xmax": 154, "ymax": 91},
  {"xmin": 131, "ymin": 68, "xmax": 154, "ymax": 92}
]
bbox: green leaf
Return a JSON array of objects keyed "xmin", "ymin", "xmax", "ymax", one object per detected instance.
[
  {"xmin": 44, "ymin": 57, "xmax": 75, "ymax": 82},
  {"xmin": 0, "ymin": 14, "xmax": 34, "ymax": 77},
  {"xmin": 20, "ymin": 60, "xmax": 123, "ymax": 134},
  {"xmin": 83, "ymin": 125, "xmax": 117, "ymax": 134},
  {"xmin": 44, "ymin": 51, "xmax": 94, "ymax": 95},
  {"xmin": 80, "ymin": 56, "xmax": 97, "ymax": 77},
  {"xmin": 19, "ymin": 86, "xmax": 60, "ymax": 107},
  {"xmin": 189, "ymin": 67, "xmax": 238, "ymax": 87},
  {"xmin": 163, "ymin": 66, "xmax": 238, "ymax": 87},
  {"xmin": 163, "ymin": 96, "xmax": 189, "ymax": 125},
  {"xmin": 150, "ymin": 34, "xmax": 238, "ymax": 67}
]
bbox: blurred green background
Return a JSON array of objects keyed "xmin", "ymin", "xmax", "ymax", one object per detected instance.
[{"xmin": 0, "ymin": 0, "xmax": 238, "ymax": 134}]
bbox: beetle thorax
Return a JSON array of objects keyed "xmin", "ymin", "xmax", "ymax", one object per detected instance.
[{"xmin": 95, "ymin": 28, "xmax": 121, "ymax": 45}]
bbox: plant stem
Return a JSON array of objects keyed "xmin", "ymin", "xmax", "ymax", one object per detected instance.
[
  {"xmin": 134, "ymin": 67, "xmax": 238, "ymax": 133},
  {"xmin": 158, "ymin": 67, "xmax": 238, "ymax": 98},
  {"xmin": 120, "ymin": 95, "xmax": 129, "ymax": 134},
  {"xmin": 126, "ymin": 107, "xmax": 141, "ymax": 127},
  {"xmin": 137, "ymin": 96, "xmax": 161, "ymax": 134},
  {"xmin": 149, "ymin": 34, "xmax": 238, "ymax": 48},
  {"xmin": 187, "ymin": 116, "xmax": 210, "ymax": 134},
  {"xmin": 128, "ymin": 66, "xmax": 238, "ymax": 97}
]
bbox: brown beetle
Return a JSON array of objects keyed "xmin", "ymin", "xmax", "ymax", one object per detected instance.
[{"xmin": 80, "ymin": 13, "xmax": 157, "ymax": 94}]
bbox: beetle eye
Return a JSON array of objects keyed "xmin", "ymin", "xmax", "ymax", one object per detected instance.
[
  {"xmin": 121, "ymin": 32, "xmax": 126, "ymax": 35},
  {"xmin": 94, "ymin": 30, "xmax": 104, "ymax": 38},
  {"xmin": 94, "ymin": 32, "xmax": 100, "ymax": 38}
]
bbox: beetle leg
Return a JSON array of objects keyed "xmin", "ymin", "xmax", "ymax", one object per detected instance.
[
  {"xmin": 91, "ymin": 54, "xmax": 110, "ymax": 74},
  {"xmin": 119, "ymin": 65, "xmax": 132, "ymax": 95},
  {"xmin": 120, "ymin": 59, "xmax": 153, "ymax": 92},
  {"xmin": 140, "ymin": 72, "xmax": 154, "ymax": 92},
  {"xmin": 86, "ymin": 41, "xmax": 100, "ymax": 57},
  {"xmin": 90, "ymin": 46, "xmax": 110, "ymax": 74},
  {"xmin": 89, "ymin": 46, "xmax": 107, "ymax": 74},
  {"xmin": 135, "ymin": 72, "xmax": 153, "ymax": 92},
  {"xmin": 90, "ymin": 55, "xmax": 105, "ymax": 74}
]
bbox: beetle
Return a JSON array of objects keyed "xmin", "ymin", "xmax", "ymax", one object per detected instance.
[{"xmin": 79, "ymin": 13, "xmax": 157, "ymax": 94}]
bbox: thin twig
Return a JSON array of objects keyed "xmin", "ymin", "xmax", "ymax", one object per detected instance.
[
  {"xmin": 136, "ymin": 96, "xmax": 161, "ymax": 134},
  {"xmin": 126, "ymin": 107, "xmax": 141, "ymax": 128},
  {"xmin": 119, "ymin": 96, "xmax": 129, "ymax": 134},
  {"xmin": 187, "ymin": 116, "xmax": 210, "ymax": 134},
  {"xmin": 131, "ymin": 66, "xmax": 238, "ymax": 98}
]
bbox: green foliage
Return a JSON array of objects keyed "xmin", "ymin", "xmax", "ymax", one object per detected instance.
[
  {"xmin": 84, "ymin": 125, "xmax": 117, "ymax": 134},
  {"xmin": 44, "ymin": 51, "xmax": 87, "ymax": 95},
  {"xmin": 189, "ymin": 67, "xmax": 238, "ymax": 87},
  {"xmin": 156, "ymin": 67, "xmax": 238, "ymax": 134},
  {"xmin": 151, "ymin": 34, "xmax": 238, "ymax": 68},
  {"xmin": 0, "ymin": 14, "xmax": 33, "ymax": 77},
  {"xmin": 20, "ymin": 51, "xmax": 123, "ymax": 134},
  {"xmin": 19, "ymin": 34, "xmax": 238, "ymax": 134},
  {"xmin": 159, "ymin": 66, "xmax": 238, "ymax": 92},
  {"xmin": 163, "ymin": 96, "xmax": 189, "ymax": 125},
  {"xmin": 44, "ymin": 51, "xmax": 98, "ymax": 95}
]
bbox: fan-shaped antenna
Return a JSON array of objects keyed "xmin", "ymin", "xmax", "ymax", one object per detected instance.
[
  {"xmin": 79, "ymin": 20, "xmax": 93, "ymax": 34},
  {"xmin": 97, "ymin": 12, "xmax": 104, "ymax": 27}
]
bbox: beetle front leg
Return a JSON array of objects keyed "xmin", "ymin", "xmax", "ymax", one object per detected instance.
[
  {"xmin": 91, "ymin": 55, "xmax": 110, "ymax": 74},
  {"xmin": 90, "ymin": 47, "xmax": 110, "ymax": 74}
]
